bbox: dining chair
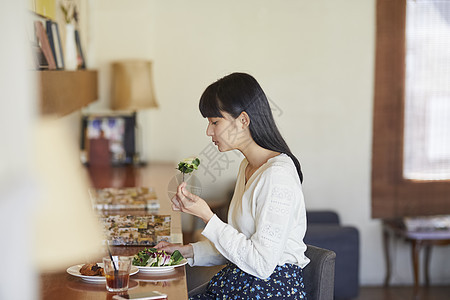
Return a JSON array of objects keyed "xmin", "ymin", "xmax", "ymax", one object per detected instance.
[
  {"xmin": 187, "ymin": 265, "xmax": 224, "ymax": 298},
  {"xmin": 188, "ymin": 245, "xmax": 336, "ymax": 299},
  {"xmin": 303, "ymin": 244, "xmax": 336, "ymax": 300}
]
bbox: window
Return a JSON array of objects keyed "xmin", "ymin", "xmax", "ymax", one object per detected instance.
[
  {"xmin": 404, "ymin": 0, "xmax": 450, "ymax": 180},
  {"xmin": 372, "ymin": 0, "xmax": 450, "ymax": 218}
]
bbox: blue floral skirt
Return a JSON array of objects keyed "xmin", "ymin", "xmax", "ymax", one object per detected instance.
[{"xmin": 190, "ymin": 262, "xmax": 307, "ymax": 299}]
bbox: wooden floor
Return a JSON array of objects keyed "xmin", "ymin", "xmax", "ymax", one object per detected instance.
[{"xmin": 355, "ymin": 285, "xmax": 450, "ymax": 300}]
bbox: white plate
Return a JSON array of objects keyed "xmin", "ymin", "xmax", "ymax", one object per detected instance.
[
  {"xmin": 66, "ymin": 263, "xmax": 139, "ymax": 283},
  {"xmin": 135, "ymin": 258, "xmax": 188, "ymax": 273}
]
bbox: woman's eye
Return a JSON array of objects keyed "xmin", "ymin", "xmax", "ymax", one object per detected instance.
[{"xmin": 211, "ymin": 121, "xmax": 218, "ymax": 125}]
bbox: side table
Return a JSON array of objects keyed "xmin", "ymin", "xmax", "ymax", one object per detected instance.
[{"xmin": 382, "ymin": 219, "xmax": 450, "ymax": 293}]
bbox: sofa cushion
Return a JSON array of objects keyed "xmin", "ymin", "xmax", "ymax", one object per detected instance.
[
  {"xmin": 305, "ymin": 224, "xmax": 359, "ymax": 300},
  {"xmin": 307, "ymin": 210, "xmax": 340, "ymax": 224}
]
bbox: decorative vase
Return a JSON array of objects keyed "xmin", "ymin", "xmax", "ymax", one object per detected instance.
[{"xmin": 65, "ymin": 24, "xmax": 77, "ymax": 70}]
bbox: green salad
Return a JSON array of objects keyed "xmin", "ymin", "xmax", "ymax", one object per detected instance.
[
  {"xmin": 132, "ymin": 248, "xmax": 184, "ymax": 267},
  {"xmin": 177, "ymin": 157, "xmax": 200, "ymax": 175}
]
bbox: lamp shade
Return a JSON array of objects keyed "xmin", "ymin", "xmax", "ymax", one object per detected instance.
[{"xmin": 111, "ymin": 60, "xmax": 158, "ymax": 110}]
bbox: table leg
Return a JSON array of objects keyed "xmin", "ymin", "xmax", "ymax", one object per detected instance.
[
  {"xmin": 411, "ymin": 240, "xmax": 422, "ymax": 294},
  {"xmin": 424, "ymin": 244, "xmax": 431, "ymax": 287},
  {"xmin": 383, "ymin": 226, "xmax": 391, "ymax": 286}
]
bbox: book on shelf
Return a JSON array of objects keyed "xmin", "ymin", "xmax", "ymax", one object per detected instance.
[
  {"xmin": 45, "ymin": 20, "xmax": 57, "ymax": 66},
  {"xmin": 75, "ymin": 29, "xmax": 86, "ymax": 69},
  {"xmin": 34, "ymin": 20, "xmax": 56, "ymax": 70},
  {"xmin": 46, "ymin": 20, "xmax": 64, "ymax": 69},
  {"xmin": 27, "ymin": 11, "xmax": 48, "ymax": 70},
  {"xmin": 31, "ymin": 41, "xmax": 48, "ymax": 70}
]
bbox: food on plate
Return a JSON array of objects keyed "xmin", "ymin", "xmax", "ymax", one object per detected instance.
[
  {"xmin": 132, "ymin": 248, "xmax": 184, "ymax": 267},
  {"xmin": 79, "ymin": 263, "xmax": 105, "ymax": 276},
  {"xmin": 177, "ymin": 157, "xmax": 200, "ymax": 177}
]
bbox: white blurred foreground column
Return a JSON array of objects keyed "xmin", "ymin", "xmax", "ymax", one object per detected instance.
[
  {"xmin": 0, "ymin": 1, "xmax": 36, "ymax": 299},
  {"xmin": 32, "ymin": 118, "xmax": 105, "ymax": 271},
  {"xmin": 0, "ymin": 2, "xmax": 103, "ymax": 299}
]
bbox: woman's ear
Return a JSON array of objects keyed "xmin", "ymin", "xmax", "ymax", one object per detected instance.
[{"xmin": 239, "ymin": 112, "xmax": 250, "ymax": 128}]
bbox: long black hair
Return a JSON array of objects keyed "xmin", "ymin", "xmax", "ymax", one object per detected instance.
[{"xmin": 199, "ymin": 72, "xmax": 303, "ymax": 183}]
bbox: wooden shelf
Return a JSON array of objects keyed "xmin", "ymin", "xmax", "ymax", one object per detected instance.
[{"xmin": 38, "ymin": 70, "xmax": 98, "ymax": 116}]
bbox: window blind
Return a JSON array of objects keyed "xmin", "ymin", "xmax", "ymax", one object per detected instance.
[{"xmin": 403, "ymin": 0, "xmax": 450, "ymax": 180}]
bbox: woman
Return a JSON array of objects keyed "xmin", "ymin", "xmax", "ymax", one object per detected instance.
[{"xmin": 156, "ymin": 73, "xmax": 309, "ymax": 299}]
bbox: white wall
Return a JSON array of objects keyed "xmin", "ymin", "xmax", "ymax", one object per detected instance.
[{"xmin": 87, "ymin": 0, "xmax": 450, "ymax": 286}]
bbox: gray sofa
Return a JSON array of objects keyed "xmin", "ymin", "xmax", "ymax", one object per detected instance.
[
  {"xmin": 303, "ymin": 244, "xmax": 336, "ymax": 300},
  {"xmin": 304, "ymin": 210, "xmax": 360, "ymax": 299}
]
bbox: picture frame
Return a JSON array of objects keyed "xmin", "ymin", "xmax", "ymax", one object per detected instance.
[{"xmin": 81, "ymin": 113, "xmax": 137, "ymax": 165}]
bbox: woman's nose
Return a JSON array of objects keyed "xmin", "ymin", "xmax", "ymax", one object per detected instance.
[{"xmin": 206, "ymin": 124, "xmax": 213, "ymax": 137}]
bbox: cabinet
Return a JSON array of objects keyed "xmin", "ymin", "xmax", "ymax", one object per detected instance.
[{"xmin": 37, "ymin": 70, "xmax": 98, "ymax": 116}]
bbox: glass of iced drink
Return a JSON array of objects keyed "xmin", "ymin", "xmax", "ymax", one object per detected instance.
[{"xmin": 103, "ymin": 256, "xmax": 132, "ymax": 292}]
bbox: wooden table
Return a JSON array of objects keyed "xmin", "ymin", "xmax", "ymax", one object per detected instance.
[
  {"xmin": 40, "ymin": 162, "xmax": 188, "ymax": 300},
  {"xmin": 383, "ymin": 219, "xmax": 450, "ymax": 293}
]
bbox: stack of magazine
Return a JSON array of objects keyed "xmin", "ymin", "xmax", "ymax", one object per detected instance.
[
  {"xmin": 403, "ymin": 215, "xmax": 450, "ymax": 232},
  {"xmin": 89, "ymin": 187, "xmax": 159, "ymax": 211},
  {"xmin": 100, "ymin": 214, "xmax": 171, "ymax": 246},
  {"xmin": 89, "ymin": 187, "xmax": 171, "ymax": 246}
]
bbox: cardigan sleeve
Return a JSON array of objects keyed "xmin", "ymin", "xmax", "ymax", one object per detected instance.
[
  {"xmin": 201, "ymin": 165, "xmax": 302, "ymax": 279},
  {"xmin": 188, "ymin": 239, "xmax": 228, "ymax": 266}
]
